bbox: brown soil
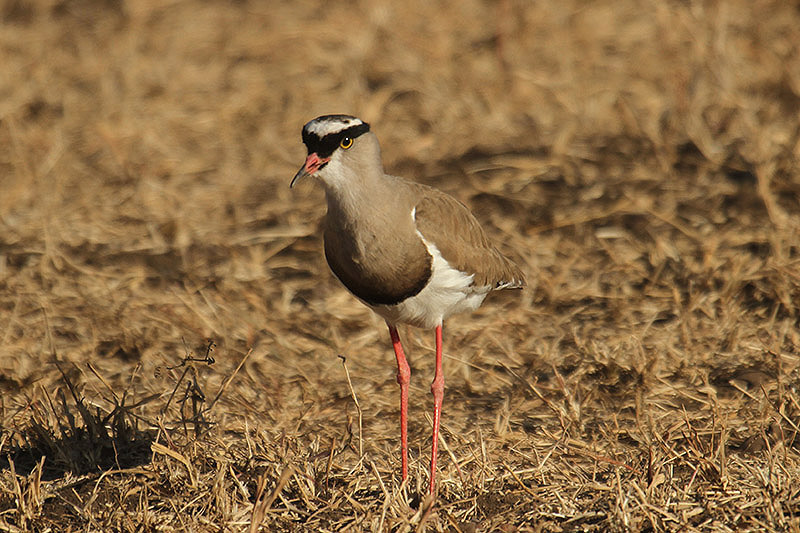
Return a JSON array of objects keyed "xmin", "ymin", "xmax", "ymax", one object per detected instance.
[{"xmin": 1, "ymin": 0, "xmax": 799, "ymax": 531}]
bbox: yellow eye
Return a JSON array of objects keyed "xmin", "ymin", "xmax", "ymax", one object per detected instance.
[{"xmin": 340, "ymin": 137, "xmax": 353, "ymax": 149}]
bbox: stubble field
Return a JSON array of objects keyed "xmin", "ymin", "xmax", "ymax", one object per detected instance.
[{"xmin": 1, "ymin": 0, "xmax": 799, "ymax": 531}]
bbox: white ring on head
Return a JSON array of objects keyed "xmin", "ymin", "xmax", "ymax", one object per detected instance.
[{"xmin": 305, "ymin": 116, "xmax": 364, "ymax": 137}]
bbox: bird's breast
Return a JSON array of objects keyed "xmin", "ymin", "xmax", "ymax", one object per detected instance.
[{"xmin": 323, "ymin": 221, "xmax": 433, "ymax": 307}]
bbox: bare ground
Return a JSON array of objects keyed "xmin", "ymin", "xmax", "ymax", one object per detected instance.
[{"xmin": 1, "ymin": 0, "xmax": 799, "ymax": 531}]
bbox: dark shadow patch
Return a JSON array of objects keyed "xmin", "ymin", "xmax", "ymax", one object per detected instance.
[
  {"xmin": 709, "ymin": 365, "xmax": 775, "ymax": 395},
  {"xmin": 0, "ymin": 362, "xmax": 155, "ymax": 480}
]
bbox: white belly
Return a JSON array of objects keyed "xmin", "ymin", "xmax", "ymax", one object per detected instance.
[{"xmin": 368, "ymin": 237, "xmax": 489, "ymax": 329}]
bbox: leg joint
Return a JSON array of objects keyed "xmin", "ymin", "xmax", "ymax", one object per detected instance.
[
  {"xmin": 430, "ymin": 374, "xmax": 444, "ymax": 398},
  {"xmin": 396, "ymin": 360, "xmax": 410, "ymax": 385}
]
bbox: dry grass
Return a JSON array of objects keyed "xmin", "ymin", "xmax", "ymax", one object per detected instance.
[{"xmin": 1, "ymin": 0, "xmax": 800, "ymax": 531}]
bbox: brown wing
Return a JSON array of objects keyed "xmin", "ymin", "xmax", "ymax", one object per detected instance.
[{"xmin": 412, "ymin": 186, "xmax": 525, "ymax": 290}]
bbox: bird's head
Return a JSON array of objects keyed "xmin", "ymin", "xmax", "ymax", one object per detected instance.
[{"xmin": 291, "ymin": 115, "xmax": 379, "ymax": 188}]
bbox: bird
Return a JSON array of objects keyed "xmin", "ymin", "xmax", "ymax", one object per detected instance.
[{"xmin": 291, "ymin": 114, "xmax": 525, "ymax": 495}]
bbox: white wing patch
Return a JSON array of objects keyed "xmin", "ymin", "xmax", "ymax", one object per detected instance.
[
  {"xmin": 369, "ymin": 208, "xmax": 489, "ymax": 329},
  {"xmin": 495, "ymin": 278, "xmax": 525, "ymax": 290}
]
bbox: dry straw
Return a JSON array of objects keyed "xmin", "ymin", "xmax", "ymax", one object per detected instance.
[{"xmin": 1, "ymin": 0, "xmax": 799, "ymax": 531}]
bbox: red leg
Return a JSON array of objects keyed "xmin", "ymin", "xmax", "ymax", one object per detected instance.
[
  {"xmin": 429, "ymin": 323, "xmax": 444, "ymax": 494},
  {"xmin": 388, "ymin": 324, "xmax": 410, "ymax": 482}
]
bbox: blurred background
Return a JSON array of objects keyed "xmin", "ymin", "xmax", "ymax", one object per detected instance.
[{"xmin": 1, "ymin": 0, "xmax": 799, "ymax": 530}]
